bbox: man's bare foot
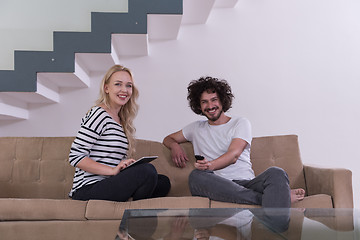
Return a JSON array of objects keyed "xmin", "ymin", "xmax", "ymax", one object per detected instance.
[{"xmin": 291, "ymin": 188, "xmax": 305, "ymax": 203}]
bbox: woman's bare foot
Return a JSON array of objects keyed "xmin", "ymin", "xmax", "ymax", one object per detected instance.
[{"xmin": 291, "ymin": 188, "xmax": 305, "ymax": 203}]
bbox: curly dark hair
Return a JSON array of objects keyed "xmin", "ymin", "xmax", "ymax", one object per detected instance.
[{"xmin": 187, "ymin": 76, "xmax": 234, "ymax": 115}]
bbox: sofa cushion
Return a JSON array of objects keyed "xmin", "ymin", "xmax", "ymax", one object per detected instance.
[
  {"xmin": 0, "ymin": 220, "xmax": 120, "ymax": 240},
  {"xmin": 0, "ymin": 199, "xmax": 87, "ymax": 220},
  {"xmin": 210, "ymin": 200, "xmax": 261, "ymax": 208},
  {"xmin": 210, "ymin": 194, "xmax": 332, "ymax": 209},
  {"xmin": 85, "ymin": 196, "xmax": 210, "ymax": 220},
  {"xmin": 0, "ymin": 137, "xmax": 75, "ymax": 199},
  {"xmin": 291, "ymin": 194, "xmax": 333, "ymax": 208},
  {"xmin": 85, "ymin": 200, "xmax": 131, "ymax": 220},
  {"xmin": 129, "ymin": 196, "xmax": 209, "ymax": 209},
  {"xmin": 251, "ymin": 135, "xmax": 306, "ymax": 191}
]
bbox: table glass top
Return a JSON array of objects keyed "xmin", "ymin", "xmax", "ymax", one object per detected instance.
[{"xmin": 116, "ymin": 208, "xmax": 359, "ymax": 240}]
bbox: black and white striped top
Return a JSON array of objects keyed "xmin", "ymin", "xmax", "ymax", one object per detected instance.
[{"xmin": 68, "ymin": 106, "xmax": 128, "ymax": 197}]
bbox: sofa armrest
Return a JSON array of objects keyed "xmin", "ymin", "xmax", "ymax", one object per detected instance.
[{"xmin": 303, "ymin": 164, "xmax": 353, "ymax": 208}]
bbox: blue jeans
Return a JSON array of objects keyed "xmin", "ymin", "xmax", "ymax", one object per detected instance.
[{"xmin": 189, "ymin": 166, "xmax": 291, "ymax": 208}]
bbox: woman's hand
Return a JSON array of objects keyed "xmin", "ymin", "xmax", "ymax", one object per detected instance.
[{"xmin": 112, "ymin": 158, "xmax": 136, "ymax": 175}]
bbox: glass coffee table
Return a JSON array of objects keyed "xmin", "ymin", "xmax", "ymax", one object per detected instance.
[{"xmin": 116, "ymin": 208, "xmax": 359, "ymax": 239}]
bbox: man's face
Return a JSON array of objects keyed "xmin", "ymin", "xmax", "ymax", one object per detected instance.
[{"xmin": 200, "ymin": 91, "xmax": 223, "ymax": 122}]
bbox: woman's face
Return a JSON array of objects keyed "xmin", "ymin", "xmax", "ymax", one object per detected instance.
[{"xmin": 104, "ymin": 71, "xmax": 133, "ymax": 108}]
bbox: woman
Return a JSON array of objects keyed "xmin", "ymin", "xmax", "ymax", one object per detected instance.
[{"xmin": 69, "ymin": 65, "xmax": 171, "ymax": 201}]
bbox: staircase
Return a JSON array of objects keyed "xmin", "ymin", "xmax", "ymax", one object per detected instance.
[{"xmin": 0, "ymin": 0, "xmax": 238, "ymax": 121}]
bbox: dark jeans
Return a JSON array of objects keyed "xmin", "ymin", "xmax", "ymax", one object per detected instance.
[
  {"xmin": 72, "ymin": 163, "xmax": 171, "ymax": 201},
  {"xmin": 189, "ymin": 166, "xmax": 291, "ymax": 208}
]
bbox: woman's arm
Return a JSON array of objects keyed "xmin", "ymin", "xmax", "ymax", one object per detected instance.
[{"xmin": 76, "ymin": 157, "xmax": 135, "ymax": 176}]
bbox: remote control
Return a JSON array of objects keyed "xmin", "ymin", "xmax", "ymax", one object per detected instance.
[{"xmin": 195, "ymin": 155, "xmax": 204, "ymax": 162}]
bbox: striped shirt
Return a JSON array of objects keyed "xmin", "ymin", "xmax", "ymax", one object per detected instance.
[{"xmin": 68, "ymin": 106, "xmax": 128, "ymax": 197}]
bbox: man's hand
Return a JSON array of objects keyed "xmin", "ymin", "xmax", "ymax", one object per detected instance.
[
  {"xmin": 163, "ymin": 130, "xmax": 189, "ymax": 168},
  {"xmin": 195, "ymin": 138, "xmax": 247, "ymax": 171},
  {"xmin": 194, "ymin": 228, "xmax": 210, "ymax": 240},
  {"xmin": 195, "ymin": 158, "xmax": 212, "ymax": 171},
  {"xmin": 171, "ymin": 144, "xmax": 189, "ymax": 168}
]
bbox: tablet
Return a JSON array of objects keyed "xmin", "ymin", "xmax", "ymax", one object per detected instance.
[{"xmin": 121, "ymin": 156, "xmax": 158, "ymax": 171}]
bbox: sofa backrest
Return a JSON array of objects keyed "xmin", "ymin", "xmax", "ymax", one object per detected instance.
[
  {"xmin": 0, "ymin": 137, "xmax": 75, "ymax": 199},
  {"xmin": 250, "ymin": 135, "xmax": 306, "ymax": 190},
  {"xmin": 0, "ymin": 134, "xmax": 306, "ymax": 199}
]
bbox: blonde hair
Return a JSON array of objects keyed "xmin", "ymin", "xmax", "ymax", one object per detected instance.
[{"xmin": 95, "ymin": 65, "xmax": 139, "ymax": 156}]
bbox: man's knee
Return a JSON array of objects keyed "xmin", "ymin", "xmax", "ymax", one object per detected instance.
[
  {"xmin": 266, "ymin": 166, "xmax": 289, "ymax": 183},
  {"xmin": 188, "ymin": 169, "xmax": 212, "ymax": 190},
  {"xmin": 189, "ymin": 169, "xmax": 202, "ymax": 184}
]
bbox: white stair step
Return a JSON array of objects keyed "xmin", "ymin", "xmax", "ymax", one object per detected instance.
[
  {"xmin": 37, "ymin": 60, "xmax": 91, "ymax": 89},
  {"xmin": 37, "ymin": 72, "xmax": 88, "ymax": 88},
  {"xmin": 112, "ymin": 34, "xmax": 148, "ymax": 56},
  {"xmin": 0, "ymin": 94, "xmax": 29, "ymax": 120},
  {"xmin": 75, "ymin": 53, "xmax": 115, "ymax": 75},
  {"xmin": 147, "ymin": 14, "xmax": 182, "ymax": 40},
  {"xmin": 0, "ymin": 76, "xmax": 60, "ymax": 120},
  {"xmin": 2, "ymin": 81, "xmax": 59, "ymax": 104},
  {"xmin": 182, "ymin": 0, "xmax": 216, "ymax": 24},
  {"xmin": 0, "ymin": 103, "xmax": 28, "ymax": 120}
]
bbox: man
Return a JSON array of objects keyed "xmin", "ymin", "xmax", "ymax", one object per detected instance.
[{"xmin": 163, "ymin": 76, "xmax": 305, "ymax": 207}]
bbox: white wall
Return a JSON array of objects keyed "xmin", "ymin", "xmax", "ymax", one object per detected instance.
[{"xmin": 1, "ymin": 0, "xmax": 359, "ymax": 207}]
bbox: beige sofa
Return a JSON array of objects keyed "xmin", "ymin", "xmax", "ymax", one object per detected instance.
[{"xmin": 0, "ymin": 135, "xmax": 353, "ymax": 239}]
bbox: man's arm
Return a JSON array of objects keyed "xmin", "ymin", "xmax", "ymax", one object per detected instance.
[
  {"xmin": 195, "ymin": 138, "xmax": 248, "ymax": 171},
  {"xmin": 163, "ymin": 130, "xmax": 189, "ymax": 168}
]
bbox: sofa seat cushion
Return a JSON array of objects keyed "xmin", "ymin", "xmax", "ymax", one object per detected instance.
[
  {"xmin": 210, "ymin": 194, "xmax": 333, "ymax": 209},
  {"xmin": 210, "ymin": 200, "xmax": 261, "ymax": 208},
  {"xmin": 0, "ymin": 220, "xmax": 120, "ymax": 240},
  {"xmin": 291, "ymin": 194, "xmax": 333, "ymax": 208},
  {"xmin": 86, "ymin": 196, "xmax": 210, "ymax": 220},
  {"xmin": 0, "ymin": 199, "xmax": 87, "ymax": 221}
]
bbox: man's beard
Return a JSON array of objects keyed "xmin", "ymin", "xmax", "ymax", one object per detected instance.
[{"xmin": 204, "ymin": 107, "xmax": 223, "ymax": 122}]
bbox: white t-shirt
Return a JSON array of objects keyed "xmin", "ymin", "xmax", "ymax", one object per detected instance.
[{"xmin": 182, "ymin": 117, "xmax": 255, "ymax": 181}]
